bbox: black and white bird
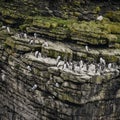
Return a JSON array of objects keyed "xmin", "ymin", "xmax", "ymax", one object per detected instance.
[
  {"xmin": 24, "ymin": 33, "xmax": 27, "ymax": 39},
  {"xmin": 79, "ymin": 60, "xmax": 84, "ymax": 68},
  {"xmin": 108, "ymin": 63, "xmax": 112, "ymax": 70},
  {"xmin": 34, "ymin": 33, "xmax": 37, "ymax": 39},
  {"xmin": 57, "ymin": 61, "xmax": 64, "ymax": 68},
  {"xmin": 29, "ymin": 39, "xmax": 34, "ymax": 44},
  {"xmin": 31, "ymin": 84, "xmax": 37, "ymax": 91},
  {"xmin": 56, "ymin": 56, "xmax": 61, "ymax": 64},
  {"xmin": 7, "ymin": 27, "xmax": 10, "ymax": 33},
  {"xmin": 85, "ymin": 45, "xmax": 89, "ymax": 52},
  {"xmin": 55, "ymin": 83, "xmax": 59, "ymax": 87},
  {"xmin": 97, "ymin": 15, "xmax": 103, "ymax": 21},
  {"xmin": 35, "ymin": 51, "xmax": 41, "ymax": 58},
  {"xmin": 27, "ymin": 65, "xmax": 31, "ymax": 72},
  {"xmin": 62, "ymin": 62, "xmax": 67, "ymax": 70},
  {"xmin": 100, "ymin": 57, "xmax": 106, "ymax": 66},
  {"xmin": 1, "ymin": 73, "xmax": 5, "ymax": 81}
]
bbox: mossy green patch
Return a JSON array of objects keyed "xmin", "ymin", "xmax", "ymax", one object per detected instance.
[
  {"xmin": 19, "ymin": 24, "xmax": 31, "ymax": 31},
  {"xmin": 95, "ymin": 76, "xmax": 103, "ymax": 84},
  {"xmin": 41, "ymin": 46, "xmax": 72, "ymax": 60},
  {"xmin": 61, "ymin": 93, "xmax": 74, "ymax": 103},
  {"xmin": 5, "ymin": 37, "xmax": 16, "ymax": 49},
  {"xmin": 104, "ymin": 54, "xmax": 118, "ymax": 63},
  {"xmin": 14, "ymin": 64, "xmax": 20, "ymax": 70},
  {"xmin": 94, "ymin": 6, "xmax": 101, "ymax": 13},
  {"xmin": 105, "ymin": 11, "xmax": 120, "ymax": 22}
]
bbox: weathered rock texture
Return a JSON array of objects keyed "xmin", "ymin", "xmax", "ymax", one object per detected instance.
[
  {"xmin": 0, "ymin": 29, "xmax": 120, "ymax": 120},
  {"xmin": 0, "ymin": 0, "xmax": 120, "ymax": 120}
]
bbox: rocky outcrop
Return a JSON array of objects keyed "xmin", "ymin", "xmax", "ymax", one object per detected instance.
[
  {"xmin": 0, "ymin": 0, "xmax": 120, "ymax": 120},
  {"xmin": 0, "ymin": 29, "xmax": 120, "ymax": 120},
  {"xmin": 0, "ymin": 0, "xmax": 120, "ymax": 49}
]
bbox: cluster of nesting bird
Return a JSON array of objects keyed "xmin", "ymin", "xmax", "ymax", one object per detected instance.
[
  {"xmin": 15, "ymin": 32, "xmax": 49, "ymax": 48},
  {"xmin": 11, "ymin": 53, "xmax": 119, "ymax": 91},
  {"xmin": 16, "ymin": 31, "xmax": 118, "ymax": 76},
  {"xmin": 29, "ymin": 48, "xmax": 119, "ymax": 76},
  {"xmin": 0, "ymin": 14, "xmax": 117, "ymax": 92},
  {"xmin": 15, "ymin": 32, "xmax": 37, "ymax": 45},
  {"xmin": 56, "ymin": 56, "xmax": 118, "ymax": 75}
]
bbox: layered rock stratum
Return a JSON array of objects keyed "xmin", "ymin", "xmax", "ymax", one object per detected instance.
[{"xmin": 0, "ymin": 0, "xmax": 120, "ymax": 120}]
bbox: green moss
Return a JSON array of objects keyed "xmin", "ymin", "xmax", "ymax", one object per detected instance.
[
  {"xmin": 41, "ymin": 47, "xmax": 72, "ymax": 60},
  {"xmin": 19, "ymin": 16, "xmax": 120, "ymax": 47},
  {"xmin": 0, "ymin": 22, "xmax": 3, "ymax": 27},
  {"xmin": 94, "ymin": 6, "xmax": 101, "ymax": 13},
  {"xmin": 19, "ymin": 24, "xmax": 30, "ymax": 31},
  {"xmin": 5, "ymin": 37, "xmax": 32, "ymax": 52},
  {"xmin": 33, "ymin": 19, "xmax": 51, "ymax": 29},
  {"xmin": 104, "ymin": 23, "xmax": 120, "ymax": 34},
  {"xmin": 62, "ymin": 93, "xmax": 74, "ymax": 102},
  {"xmin": 73, "ymin": 1, "xmax": 80, "ymax": 6},
  {"xmin": 51, "ymin": 22, "xmax": 58, "ymax": 28},
  {"xmin": 95, "ymin": 76, "xmax": 102, "ymax": 84},
  {"xmin": 105, "ymin": 34, "xmax": 118, "ymax": 43},
  {"xmin": 115, "ymin": 43, "xmax": 120, "ymax": 48},
  {"xmin": 14, "ymin": 64, "xmax": 20, "ymax": 69},
  {"xmin": 5, "ymin": 37, "xmax": 16, "ymax": 49},
  {"xmin": 116, "ymin": 36, "xmax": 120, "ymax": 43},
  {"xmin": 105, "ymin": 11, "xmax": 120, "ymax": 22},
  {"xmin": 3, "ymin": 18, "xmax": 15, "ymax": 24},
  {"xmin": 104, "ymin": 55, "xmax": 118, "ymax": 63},
  {"xmin": 16, "ymin": 45, "xmax": 31, "ymax": 52},
  {"xmin": 105, "ymin": 73, "xmax": 112, "ymax": 81},
  {"xmin": 34, "ymin": 68, "xmax": 40, "ymax": 75}
]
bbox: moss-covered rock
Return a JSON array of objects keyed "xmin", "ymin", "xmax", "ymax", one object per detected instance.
[
  {"xmin": 25, "ymin": 16, "xmax": 120, "ymax": 47},
  {"xmin": 5, "ymin": 37, "xmax": 31, "ymax": 52},
  {"xmin": 5, "ymin": 37, "xmax": 16, "ymax": 49},
  {"xmin": 41, "ymin": 43, "xmax": 73, "ymax": 59},
  {"xmin": 105, "ymin": 11, "xmax": 120, "ymax": 22},
  {"xmin": 115, "ymin": 43, "xmax": 120, "ymax": 49}
]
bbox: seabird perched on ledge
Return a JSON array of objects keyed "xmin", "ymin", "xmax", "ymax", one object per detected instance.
[
  {"xmin": 79, "ymin": 60, "xmax": 84, "ymax": 68},
  {"xmin": 35, "ymin": 51, "xmax": 41, "ymax": 58},
  {"xmin": 24, "ymin": 33, "xmax": 27, "ymax": 39},
  {"xmin": 55, "ymin": 83, "xmax": 59, "ymax": 87},
  {"xmin": 100, "ymin": 57, "xmax": 106, "ymax": 66},
  {"xmin": 29, "ymin": 39, "xmax": 34, "ymax": 45},
  {"xmin": 85, "ymin": 45, "xmax": 89, "ymax": 52},
  {"xmin": 34, "ymin": 33, "xmax": 37, "ymax": 39},
  {"xmin": 31, "ymin": 84, "xmax": 38, "ymax": 91},
  {"xmin": 62, "ymin": 62, "xmax": 67, "ymax": 70},
  {"xmin": 7, "ymin": 27, "xmax": 10, "ymax": 33},
  {"xmin": 56, "ymin": 56, "xmax": 61, "ymax": 62},
  {"xmin": 1, "ymin": 73, "xmax": 5, "ymax": 81},
  {"xmin": 97, "ymin": 15, "xmax": 103, "ymax": 21},
  {"xmin": 108, "ymin": 63, "xmax": 112, "ymax": 70},
  {"xmin": 27, "ymin": 65, "xmax": 32, "ymax": 72}
]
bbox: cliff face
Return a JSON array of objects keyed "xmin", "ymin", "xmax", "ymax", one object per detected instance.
[
  {"xmin": 0, "ymin": 0, "xmax": 120, "ymax": 120},
  {"xmin": 0, "ymin": 30, "xmax": 120, "ymax": 120},
  {"xmin": 0, "ymin": 0, "xmax": 120, "ymax": 50}
]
